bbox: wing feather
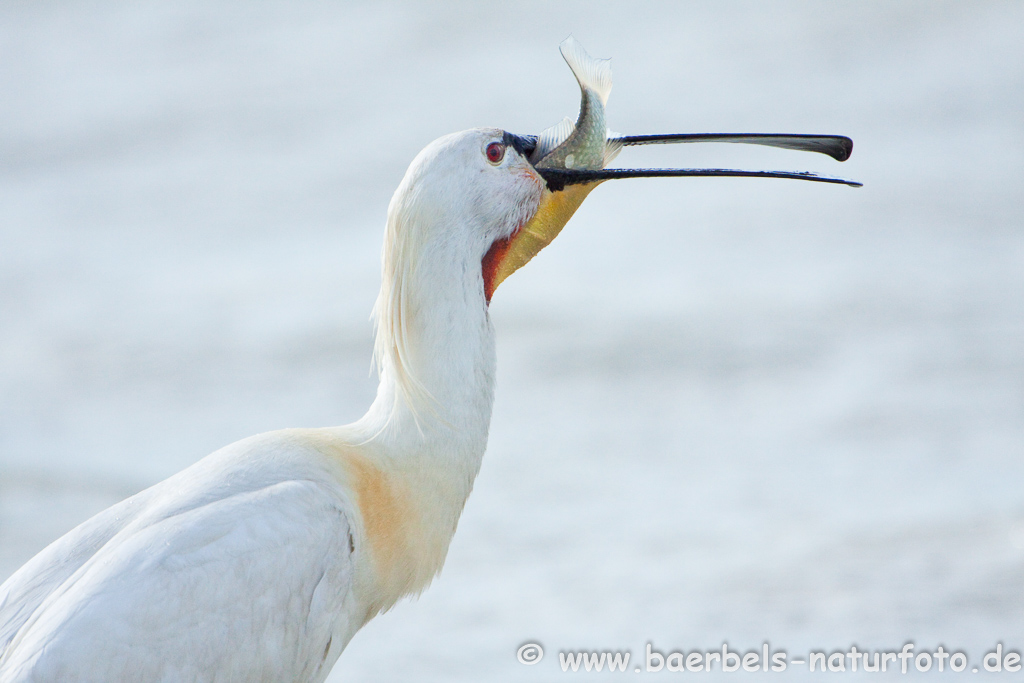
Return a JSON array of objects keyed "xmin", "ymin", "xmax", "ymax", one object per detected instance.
[
  {"xmin": 0, "ymin": 492, "xmax": 146, "ymax": 654},
  {"xmin": 0, "ymin": 473, "xmax": 357, "ymax": 683}
]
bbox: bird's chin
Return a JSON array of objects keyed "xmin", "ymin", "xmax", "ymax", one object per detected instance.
[{"xmin": 481, "ymin": 177, "xmax": 602, "ymax": 303}]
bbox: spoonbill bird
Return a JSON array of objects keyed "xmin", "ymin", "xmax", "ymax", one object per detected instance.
[{"xmin": 0, "ymin": 38, "xmax": 857, "ymax": 682}]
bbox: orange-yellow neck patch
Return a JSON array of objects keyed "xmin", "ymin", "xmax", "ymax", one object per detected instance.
[{"xmin": 482, "ymin": 181, "xmax": 603, "ymax": 302}]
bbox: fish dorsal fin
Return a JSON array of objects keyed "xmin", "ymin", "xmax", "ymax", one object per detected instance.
[
  {"xmin": 531, "ymin": 117, "xmax": 575, "ymax": 164},
  {"xmin": 559, "ymin": 36, "xmax": 612, "ymax": 107}
]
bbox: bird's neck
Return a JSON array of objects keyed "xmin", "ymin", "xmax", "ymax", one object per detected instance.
[
  {"xmin": 334, "ymin": 235, "xmax": 494, "ymax": 614},
  {"xmin": 357, "ymin": 227, "xmax": 496, "ymax": 521}
]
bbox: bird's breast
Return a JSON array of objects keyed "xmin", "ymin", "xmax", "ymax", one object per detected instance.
[{"xmin": 300, "ymin": 432, "xmax": 454, "ymax": 620}]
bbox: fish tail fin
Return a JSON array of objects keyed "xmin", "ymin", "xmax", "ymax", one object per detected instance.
[{"xmin": 559, "ymin": 36, "xmax": 612, "ymax": 106}]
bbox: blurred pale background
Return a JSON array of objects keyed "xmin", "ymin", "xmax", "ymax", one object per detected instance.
[{"xmin": 1, "ymin": 2, "xmax": 1022, "ymax": 680}]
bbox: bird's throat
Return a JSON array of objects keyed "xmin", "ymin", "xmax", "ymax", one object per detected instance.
[{"xmin": 481, "ymin": 182, "xmax": 602, "ymax": 303}]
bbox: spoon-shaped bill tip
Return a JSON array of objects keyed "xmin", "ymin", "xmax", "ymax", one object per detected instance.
[{"xmin": 613, "ymin": 134, "xmax": 854, "ymax": 162}]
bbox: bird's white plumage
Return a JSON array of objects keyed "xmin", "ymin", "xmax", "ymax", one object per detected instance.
[
  {"xmin": 0, "ymin": 128, "xmax": 545, "ymax": 682},
  {"xmin": 1, "ymin": 432, "xmax": 357, "ymax": 682}
]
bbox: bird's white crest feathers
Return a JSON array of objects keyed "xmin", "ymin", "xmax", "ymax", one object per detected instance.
[{"xmin": 372, "ymin": 217, "xmax": 439, "ymax": 433}]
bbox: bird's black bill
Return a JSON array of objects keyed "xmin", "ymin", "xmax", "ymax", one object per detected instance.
[
  {"xmin": 503, "ymin": 131, "xmax": 538, "ymax": 158},
  {"xmin": 538, "ymin": 167, "xmax": 863, "ymax": 192},
  {"xmin": 612, "ymin": 134, "xmax": 854, "ymax": 162}
]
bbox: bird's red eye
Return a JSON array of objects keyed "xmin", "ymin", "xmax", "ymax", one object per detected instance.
[{"xmin": 485, "ymin": 141, "xmax": 505, "ymax": 164}]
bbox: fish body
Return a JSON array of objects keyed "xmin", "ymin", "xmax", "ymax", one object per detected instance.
[
  {"xmin": 486, "ymin": 37, "xmax": 617, "ymax": 297},
  {"xmin": 533, "ymin": 37, "xmax": 620, "ymax": 171}
]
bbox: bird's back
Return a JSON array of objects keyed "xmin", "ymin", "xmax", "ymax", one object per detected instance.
[{"xmin": 0, "ymin": 431, "xmax": 360, "ymax": 683}]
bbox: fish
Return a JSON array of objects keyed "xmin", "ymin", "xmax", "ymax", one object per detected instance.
[
  {"xmin": 482, "ymin": 37, "xmax": 860, "ymax": 301},
  {"xmin": 483, "ymin": 37, "xmax": 621, "ymax": 299},
  {"xmin": 532, "ymin": 36, "xmax": 622, "ymax": 172}
]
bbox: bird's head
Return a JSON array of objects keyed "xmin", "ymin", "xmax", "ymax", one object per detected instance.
[
  {"xmin": 384, "ymin": 37, "xmax": 861, "ymax": 314},
  {"xmin": 381, "ymin": 128, "xmax": 545, "ymax": 303},
  {"xmin": 374, "ymin": 37, "xmax": 859, "ymax": 426},
  {"xmin": 374, "ymin": 127, "xmax": 548, "ymax": 422}
]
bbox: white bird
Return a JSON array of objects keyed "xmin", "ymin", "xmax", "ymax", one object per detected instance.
[{"xmin": 0, "ymin": 38, "xmax": 856, "ymax": 682}]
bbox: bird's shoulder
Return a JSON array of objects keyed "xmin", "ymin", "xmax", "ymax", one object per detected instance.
[{"xmin": 0, "ymin": 427, "xmax": 363, "ymax": 682}]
